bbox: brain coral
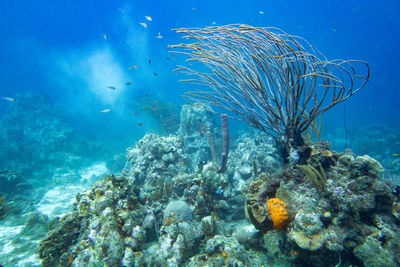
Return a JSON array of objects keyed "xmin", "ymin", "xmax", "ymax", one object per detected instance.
[
  {"xmin": 163, "ymin": 200, "xmax": 193, "ymax": 223},
  {"xmin": 267, "ymin": 198, "xmax": 289, "ymax": 230}
]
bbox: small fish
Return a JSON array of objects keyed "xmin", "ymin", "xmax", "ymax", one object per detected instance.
[
  {"xmin": 125, "ymin": 82, "xmax": 132, "ymax": 85},
  {"xmin": 153, "ymin": 72, "xmax": 158, "ymax": 76},
  {"xmin": 144, "ymin": 16, "xmax": 152, "ymax": 21},
  {"xmin": 102, "ymin": 34, "xmax": 108, "ymax": 40},
  {"xmin": 259, "ymin": 11, "xmax": 264, "ymax": 15},
  {"xmin": 156, "ymin": 32, "xmax": 163, "ymax": 39},
  {"xmin": 100, "ymin": 109, "xmax": 111, "ymax": 113},
  {"xmin": 145, "ymin": 93, "xmax": 150, "ymax": 97},
  {"xmin": 152, "ymin": 105, "xmax": 158, "ymax": 110},
  {"xmin": 2, "ymin": 97, "xmax": 15, "ymax": 102},
  {"xmin": 149, "ymin": 59, "xmax": 151, "ymax": 64},
  {"xmin": 138, "ymin": 122, "xmax": 143, "ymax": 126},
  {"xmin": 129, "ymin": 65, "xmax": 139, "ymax": 69},
  {"xmin": 166, "ymin": 57, "xmax": 171, "ymax": 60},
  {"xmin": 393, "ymin": 154, "xmax": 399, "ymax": 156},
  {"xmin": 211, "ymin": 21, "xmax": 216, "ymax": 25},
  {"xmin": 191, "ymin": 7, "xmax": 196, "ymax": 10},
  {"xmin": 139, "ymin": 22, "xmax": 148, "ymax": 28},
  {"xmin": 107, "ymin": 86, "xmax": 116, "ymax": 90},
  {"xmin": 132, "ymin": 111, "xmax": 137, "ymax": 115}
]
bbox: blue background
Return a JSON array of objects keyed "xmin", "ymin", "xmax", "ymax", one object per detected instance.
[{"xmin": 1, "ymin": 0, "xmax": 398, "ymax": 148}]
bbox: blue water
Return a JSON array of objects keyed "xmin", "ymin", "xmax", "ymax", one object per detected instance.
[
  {"xmin": 1, "ymin": 1, "xmax": 400, "ymax": 265},
  {"xmin": 1, "ymin": 0, "xmax": 399, "ymax": 146}
]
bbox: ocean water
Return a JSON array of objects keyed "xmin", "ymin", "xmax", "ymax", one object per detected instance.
[{"xmin": 0, "ymin": 1, "xmax": 399, "ymax": 266}]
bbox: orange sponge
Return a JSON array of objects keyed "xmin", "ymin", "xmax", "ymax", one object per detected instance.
[{"xmin": 267, "ymin": 198, "xmax": 289, "ymax": 230}]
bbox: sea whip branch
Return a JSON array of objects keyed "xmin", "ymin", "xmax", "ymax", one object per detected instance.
[{"xmin": 171, "ymin": 24, "xmax": 370, "ymax": 164}]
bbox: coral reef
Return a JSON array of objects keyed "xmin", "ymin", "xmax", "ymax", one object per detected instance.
[
  {"xmin": 37, "ymin": 104, "xmax": 400, "ymax": 267},
  {"xmin": 0, "ymin": 92, "xmax": 115, "ymax": 265},
  {"xmin": 179, "ymin": 104, "xmax": 219, "ymax": 171},
  {"xmin": 329, "ymin": 124, "xmax": 400, "ymax": 179},
  {"xmin": 124, "ymin": 133, "xmax": 188, "ymax": 188},
  {"xmin": 228, "ymin": 130, "xmax": 280, "ymax": 184},
  {"xmin": 37, "ymin": 104, "xmax": 283, "ymax": 266},
  {"xmin": 0, "ymin": 92, "xmax": 109, "ymax": 186},
  {"xmin": 244, "ymin": 145, "xmax": 399, "ymax": 266},
  {"xmin": 188, "ymin": 235, "xmax": 269, "ymax": 266},
  {"xmin": 39, "ymin": 175, "xmax": 145, "ymax": 266}
]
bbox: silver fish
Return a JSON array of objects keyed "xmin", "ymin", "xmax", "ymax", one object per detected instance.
[{"xmin": 2, "ymin": 97, "xmax": 15, "ymax": 102}]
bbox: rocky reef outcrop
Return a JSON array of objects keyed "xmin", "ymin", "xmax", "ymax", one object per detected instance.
[
  {"xmin": 38, "ymin": 105, "xmax": 400, "ymax": 267},
  {"xmin": 244, "ymin": 145, "xmax": 400, "ymax": 266}
]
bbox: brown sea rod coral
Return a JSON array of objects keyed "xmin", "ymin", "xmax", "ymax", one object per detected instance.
[{"xmin": 170, "ymin": 24, "xmax": 370, "ymax": 164}]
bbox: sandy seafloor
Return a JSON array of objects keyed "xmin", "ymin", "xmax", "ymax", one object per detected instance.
[{"xmin": 0, "ymin": 162, "xmax": 109, "ymax": 266}]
